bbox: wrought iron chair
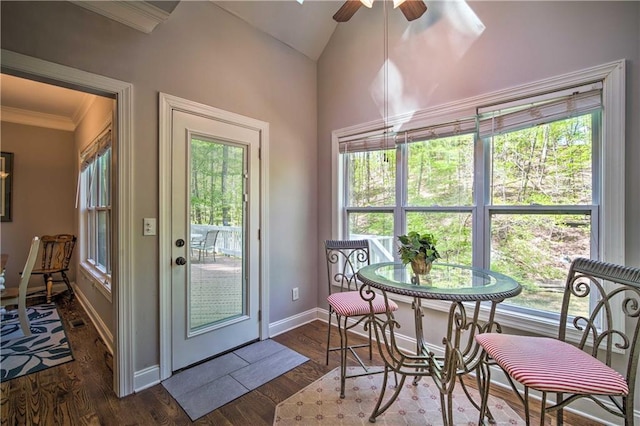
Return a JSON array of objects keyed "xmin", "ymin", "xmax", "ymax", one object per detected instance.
[
  {"xmin": 192, "ymin": 229, "xmax": 220, "ymax": 262},
  {"xmin": 324, "ymin": 239, "xmax": 398, "ymax": 398},
  {"xmin": 30, "ymin": 234, "xmax": 76, "ymax": 303},
  {"xmin": 476, "ymin": 258, "xmax": 640, "ymax": 425},
  {"xmin": 1, "ymin": 236, "xmax": 40, "ymax": 336}
]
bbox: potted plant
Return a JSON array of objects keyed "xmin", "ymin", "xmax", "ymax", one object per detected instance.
[{"xmin": 398, "ymin": 231, "xmax": 441, "ymax": 275}]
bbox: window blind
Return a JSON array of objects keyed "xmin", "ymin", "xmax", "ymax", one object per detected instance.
[
  {"xmin": 338, "ymin": 127, "xmax": 397, "ymax": 153},
  {"xmin": 478, "ymin": 87, "xmax": 602, "ymax": 138},
  {"xmin": 403, "ymin": 117, "xmax": 477, "ymax": 143},
  {"xmin": 80, "ymin": 128, "xmax": 112, "ymax": 171}
]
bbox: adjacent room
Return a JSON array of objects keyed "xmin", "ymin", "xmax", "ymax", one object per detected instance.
[{"xmin": 1, "ymin": 1, "xmax": 638, "ymax": 424}]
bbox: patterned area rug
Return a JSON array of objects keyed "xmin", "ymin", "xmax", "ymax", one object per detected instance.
[
  {"xmin": 0, "ymin": 304, "xmax": 74, "ymax": 382},
  {"xmin": 274, "ymin": 367, "xmax": 523, "ymax": 425}
]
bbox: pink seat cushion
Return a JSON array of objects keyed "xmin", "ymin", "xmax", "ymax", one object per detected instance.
[
  {"xmin": 476, "ymin": 333, "xmax": 628, "ymax": 395},
  {"xmin": 328, "ymin": 291, "xmax": 398, "ymax": 317}
]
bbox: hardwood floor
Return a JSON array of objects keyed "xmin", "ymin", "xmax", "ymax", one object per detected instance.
[{"xmin": 1, "ymin": 299, "xmax": 602, "ymax": 425}]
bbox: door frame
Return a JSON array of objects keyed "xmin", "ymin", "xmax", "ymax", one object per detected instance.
[
  {"xmin": 1, "ymin": 49, "xmax": 135, "ymax": 397},
  {"xmin": 158, "ymin": 93, "xmax": 270, "ymax": 380}
]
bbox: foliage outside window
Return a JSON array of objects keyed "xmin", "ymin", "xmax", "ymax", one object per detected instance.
[
  {"xmin": 190, "ymin": 138, "xmax": 244, "ymax": 227},
  {"xmin": 340, "ymin": 86, "xmax": 602, "ymax": 319},
  {"xmin": 80, "ymin": 127, "xmax": 112, "ymax": 291},
  {"xmin": 487, "ymin": 116, "xmax": 595, "ymax": 317}
]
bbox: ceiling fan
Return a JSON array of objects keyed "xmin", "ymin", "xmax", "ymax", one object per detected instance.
[{"xmin": 332, "ymin": 0, "xmax": 427, "ymax": 22}]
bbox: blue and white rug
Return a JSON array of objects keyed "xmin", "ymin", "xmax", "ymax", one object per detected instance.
[{"xmin": 1, "ymin": 303, "xmax": 74, "ymax": 382}]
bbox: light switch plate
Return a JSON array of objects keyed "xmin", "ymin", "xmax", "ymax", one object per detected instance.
[{"xmin": 143, "ymin": 218, "xmax": 157, "ymax": 236}]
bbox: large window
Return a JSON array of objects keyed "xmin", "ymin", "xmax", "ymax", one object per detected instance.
[
  {"xmin": 336, "ymin": 63, "xmax": 624, "ymax": 327},
  {"xmin": 80, "ymin": 126, "xmax": 112, "ymax": 291}
]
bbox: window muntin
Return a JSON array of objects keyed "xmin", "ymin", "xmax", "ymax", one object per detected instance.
[
  {"xmin": 486, "ymin": 113, "xmax": 595, "ymax": 316},
  {"xmin": 340, "ymin": 90, "xmax": 602, "ymax": 321},
  {"xmin": 80, "ymin": 128, "xmax": 112, "ymax": 290}
]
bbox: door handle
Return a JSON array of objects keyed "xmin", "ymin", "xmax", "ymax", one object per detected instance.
[{"xmin": 175, "ymin": 257, "xmax": 187, "ymax": 266}]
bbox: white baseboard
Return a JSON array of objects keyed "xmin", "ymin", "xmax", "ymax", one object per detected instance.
[
  {"xmin": 268, "ymin": 307, "xmax": 319, "ymax": 337},
  {"xmin": 71, "ymin": 282, "xmax": 114, "ymax": 354},
  {"xmin": 134, "ymin": 365, "xmax": 161, "ymax": 392}
]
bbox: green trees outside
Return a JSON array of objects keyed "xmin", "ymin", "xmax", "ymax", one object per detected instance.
[
  {"xmin": 345, "ymin": 114, "xmax": 593, "ymax": 314},
  {"xmin": 190, "ymin": 139, "xmax": 244, "ymax": 227}
]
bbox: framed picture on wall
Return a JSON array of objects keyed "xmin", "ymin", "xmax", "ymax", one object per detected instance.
[{"xmin": 1, "ymin": 152, "xmax": 14, "ymax": 222}]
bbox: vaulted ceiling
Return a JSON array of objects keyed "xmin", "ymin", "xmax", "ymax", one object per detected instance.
[{"xmin": 1, "ymin": 0, "xmax": 344, "ymax": 128}]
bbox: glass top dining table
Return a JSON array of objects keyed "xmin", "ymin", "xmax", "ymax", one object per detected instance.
[
  {"xmin": 356, "ymin": 262, "xmax": 522, "ymax": 425},
  {"xmin": 357, "ymin": 261, "xmax": 522, "ymax": 301}
]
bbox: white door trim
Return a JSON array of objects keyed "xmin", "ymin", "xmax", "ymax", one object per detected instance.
[
  {"xmin": 1, "ymin": 49, "xmax": 135, "ymax": 397},
  {"xmin": 158, "ymin": 93, "xmax": 270, "ymax": 380}
]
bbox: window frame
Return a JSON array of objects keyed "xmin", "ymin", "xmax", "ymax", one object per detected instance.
[
  {"xmin": 79, "ymin": 124, "xmax": 113, "ymax": 297},
  {"xmin": 331, "ymin": 60, "xmax": 625, "ymax": 337}
]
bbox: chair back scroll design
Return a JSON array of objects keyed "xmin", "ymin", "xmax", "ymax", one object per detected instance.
[
  {"xmin": 323, "ymin": 239, "xmax": 398, "ymax": 399},
  {"xmin": 325, "ymin": 239, "xmax": 370, "ymax": 295},
  {"xmin": 560, "ymin": 258, "xmax": 640, "ymax": 420},
  {"xmin": 476, "ymin": 257, "xmax": 640, "ymax": 426}
]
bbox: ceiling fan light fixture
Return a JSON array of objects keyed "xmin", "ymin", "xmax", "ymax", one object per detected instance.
[
  {"xmin": 393, "ymin": 0, "xmax": 406, "ymax": 8},
  {"xmin": 360, "ymin": 0, "xmax": 374, "ymax": 8}
]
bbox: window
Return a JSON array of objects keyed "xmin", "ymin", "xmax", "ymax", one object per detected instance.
[
  {"xmin": 334, "ymin": 62, "xmax": 624, "ymax": 330},
  {"xmin": 80, "ymin": 126, "xmax": 112, "ymax": 291},
  {"xmin": 482, "ymin": 107, "xmax": 598, "ymax": 317}
]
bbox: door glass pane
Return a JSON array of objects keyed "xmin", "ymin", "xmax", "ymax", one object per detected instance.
[{"xmin": 189, "ymin": 138, "xmax": 246, "ymax": 331}]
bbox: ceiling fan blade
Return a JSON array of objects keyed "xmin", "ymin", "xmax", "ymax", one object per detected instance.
[
  {"xmin": 333, "ymin": 0, "xmax": 363, "ymax": 22},
  {"xmin": 398, "ymin": 0, "xmax": 427, "ymax": 21}
]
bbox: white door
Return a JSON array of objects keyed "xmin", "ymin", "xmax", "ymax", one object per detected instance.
[{"xmin": 171, "ymin": 110, "xmax": 260, "ymax": 371}]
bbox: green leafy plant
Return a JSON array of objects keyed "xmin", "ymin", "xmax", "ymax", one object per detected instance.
[{"xmin": 398, "ymin": 231, "xmax": 441, "ymax": 264}]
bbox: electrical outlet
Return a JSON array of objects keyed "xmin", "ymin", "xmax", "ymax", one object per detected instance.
[{"xmin": 292, "ymin": 287, "xmax": 299, "ymax": 301}]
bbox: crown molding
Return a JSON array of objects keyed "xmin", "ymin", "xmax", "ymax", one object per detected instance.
[
  {"xmin": 69, "ymin": 1, "xmax": 171, "ymax": 34},
  {"xmin": 72, "ymin": 94, "xmax": 97, "ymax": 126},
  {"xmin": 1, "ymin": 106, "xmax": 75, "ymax": 131}
]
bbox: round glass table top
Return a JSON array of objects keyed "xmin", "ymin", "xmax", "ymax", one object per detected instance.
[{"xmin": 357, "ymin": 262, "xmax": 522, "ymax": 302}]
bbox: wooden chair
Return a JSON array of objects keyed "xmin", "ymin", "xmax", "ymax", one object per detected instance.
[
  {"xmin": 1, "ymin": 236, "xmax": 41, "ymax": 337},
  {"xmin": 30, "ymin": 234, "xmax": 76, "ymax": 303},
  {"xmin": 324, "ymin": 239, "xmax": 398, "ymax": 398},
  {"xmin": 476, "ymin": 258, "xmax": 640, "ymax": 425},
  {"xmin": 192, "ymin": 229, "xmax": 220, "ymax": 262}
]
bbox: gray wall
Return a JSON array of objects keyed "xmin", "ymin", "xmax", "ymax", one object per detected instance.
[
  {"xmin": 1, "ymin": 1, "xmax": 319, "ymax": 372},
  {"xmin": 317, "ymin": 0, "xmax": 639, "ymax": 419},
  {"xmin": 0, "ymin": 122, "xmax": 76, "ymax": 287}
]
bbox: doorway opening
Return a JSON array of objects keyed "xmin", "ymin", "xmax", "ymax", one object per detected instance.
[{"xmin": 1, "ymin": 49, "xmax": 134, "ymax": 397}]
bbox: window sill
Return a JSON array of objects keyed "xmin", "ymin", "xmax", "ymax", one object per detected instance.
[{"xmin": 79, "ymin": 262, "xmax": 112, "ymax": 303}]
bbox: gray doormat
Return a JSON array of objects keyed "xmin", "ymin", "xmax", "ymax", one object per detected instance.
[{"xmin": 162, "ymin": 339, "xmax": 308, "ymax": 421}]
